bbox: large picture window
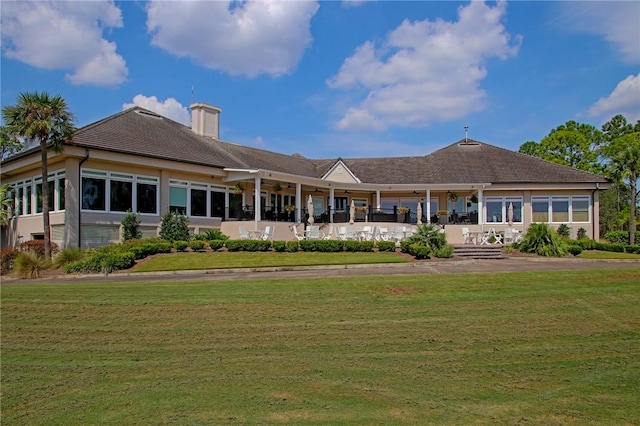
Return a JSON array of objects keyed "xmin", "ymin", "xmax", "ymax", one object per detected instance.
[
  {"xmin": 531, "ymin": 195, "xmax": 591, "ymax": 223},
  {"xmin": 485, "ymin": 196, "xmax": 523, "ymax": 223},
  {"xmin": 190, "ymin": 183, "xmax": 207, "ymax": 217},
  {"xmin": 169, "ymin": 182, "xmax": 187, "ymax": 214},
  {"xmin": 210, "ymin": 189, "xmax": 225, "ymax": 218},
  {"xmin": 82, "ymin": 169, "xmax": 158, "ymax": 214}
]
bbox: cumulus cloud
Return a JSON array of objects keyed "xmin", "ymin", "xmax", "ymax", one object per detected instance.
[
  {"xmin": 327, "ymin": 1, "xmax": 521, "ymax": 131},
  {"xmin": 588, "ymin": 73, "xmax": 640, "ymax": 121},
  {"xmin": 558, "ymin": 1, "xmax": 640, "ymax": 64},
  {"xmin": 146, "ymin": 0, "xmax": 319, "ymax": 77},
  {"xmin": 0, "ymin": 0, "xmax": 128, "ymax": 86},
  {"xmin": 123, "ymin": 95, "xmax": 190, "ymax": 125}
]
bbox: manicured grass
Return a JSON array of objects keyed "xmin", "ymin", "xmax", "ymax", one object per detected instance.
[
  {"xmin": 132, "ymin": 251, "xmax": 409, "ymax": 272},
  {"xmin": 577, "ymin": 250, "xmax": 640, "ymax": 260},
  {"xmin": 2, "ymin": 269, "xmax": 639, "ymax": 424}
]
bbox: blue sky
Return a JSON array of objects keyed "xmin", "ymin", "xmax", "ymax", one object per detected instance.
[{"xmin": 1, "ymin": 1, "xmax": 638, "ymax": 159}]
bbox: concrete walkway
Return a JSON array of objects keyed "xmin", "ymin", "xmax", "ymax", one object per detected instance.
[{"xmin": 2, "ymin": 256, "xmax": 638, "ymax": 285}]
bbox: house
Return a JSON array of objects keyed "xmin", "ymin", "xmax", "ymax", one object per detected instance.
[{"xmin": 0, "ymin": 102, "xmax": 610, "ymax": 248}]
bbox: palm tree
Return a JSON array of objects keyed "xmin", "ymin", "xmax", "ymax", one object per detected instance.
[
  {"xmin": 0, "ymin": 184, "xmax": 13, "ymax": 227},
  {"xmin": 2, "ymin": 92, "xmax": 75, "ymax": 258},
  {"xmin": 603, "ymin": 132, "xmax": 640, "ymax": 245}
]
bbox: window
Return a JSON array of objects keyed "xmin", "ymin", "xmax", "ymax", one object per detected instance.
[
  {"xmin": 531, "ymin": 195, "xmax": 590, "ymax": 223},
  {"xmin": 82, "ymin": 170, "xmax": 158, "ymax": 214},
  {"xmin": 137, "ymin": 178, "xmax": 158, "ymax": 214},
  {"xmin": 191, "ymin": 183, "xmax": 207, "ymax": 217},
  {"xmin": 571, "ymin": 197, "xmax": 589, "ymax": 222},
  {"xmin": 485, "ymin": 197, "xmax": 503, "ymax": 223},
  {"xmin": 110, "ymin": 174, "xmax": 133, "ymax": 212},
  {"xmin": 552, "ymin": 197, "xmax": 569, "ymax": 222},
  {"xmin": 169, "ymin": 181, "xmax": 188, "ymax": 214},
  {"xmin": 210, "ymin": 189, "xmax": 225, "ymax": 218},
  {"xmin": 35, "ymin": 177, "xmax": 43, "ymax": 213},
  {"xmin": 532, "ymin": 197, "xmax": 549, "ymax": 222},
  {"xmin": 16, "ymin": 185, "xmax": 24, "ymax": 216},
  {"xmin": 505, "ymin": 197, "xmax": 522, "ymax": 223},
  {"xmin": 82, "ymin": 171, "xmax": 107, "ymax": 211}
]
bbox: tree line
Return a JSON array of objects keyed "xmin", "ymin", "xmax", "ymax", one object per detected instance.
[{"xmin": 519, "ymin": 115, "xmax": 640, "ymax": 245}]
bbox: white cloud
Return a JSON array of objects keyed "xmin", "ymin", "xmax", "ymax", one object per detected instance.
[
  {"xmin": 123, "ymin": 95, "xmax": 190, "ymax": 125},
  {"xmin": 588, "ymin": 73, "xmax": 640, "ymax": 121},
  {"xmin": 327, "ymin": 1, "xmax": 521, "ymax": 131},
  {"xmin": 558, "ymin": 1, "xmax": 640, "ymax": 64},
  {"xmin": 146, "ymin": 0, "xmax": 319, "ymax": 78},
  {"xmin": 0, "ymin": 0, "xmax": 128, "ymax": 86}
]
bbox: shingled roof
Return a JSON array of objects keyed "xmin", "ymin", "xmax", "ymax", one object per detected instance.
[
  {"xmin": 2, "ymin": 107, "xmax": 608, "ymax": 186},
  {"xmin": 71, "ymin": 107, "xmax": 318, "ymax": 177},
  {"xmin": 331, "ymin": 140, "xmax": 609, "ymax": 185}
]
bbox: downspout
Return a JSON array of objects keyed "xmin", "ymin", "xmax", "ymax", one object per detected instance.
[
  {"xmin": 591, "ymin": 183, "xmax": 599, "ymax": 240},
  {"xmin": 78, "ymin": 149, "xmax": 90, "ymax": 248}
]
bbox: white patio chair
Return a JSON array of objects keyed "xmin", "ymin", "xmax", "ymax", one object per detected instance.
[
  {"xmin": 306, "ymin": 225, "xmax": 321, "ymax": 240},
  {"xmin": 503, "ymin": 228, "xmax": 515, "ymax": 245},
  {"xmin": 262, "ymin": 225, "xmax": 275, "ymax": 241},
  {"xmin": 462, "ymin": 227, "xmax": 472, "ymax": 244},
  {"xmin": 322, "ymin": 225, "xmax": 334, "ymax": 240},
  {"xmin": 238, "ymin": 225, "xmax": 250, "ymax": 240},
  {"xmin": 393, "ymin": 226, "xmax": 406, "ymax": 242},
  {"xmin": 362, "ymin": 226, "xmax": 373, "ymax": 241},
  {"xmin": 378, "ymin": 227, "xmax": 390, "ymax": 241},
  {"xmin": 337, "ymin": 226, "xmax": 348, "ymax": 241},
  {"xmin": 291, "ymin": 225, "xmax": 305, "ymax": 241}
]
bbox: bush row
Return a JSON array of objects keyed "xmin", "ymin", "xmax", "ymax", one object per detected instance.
[
  {"xmin": 603, "ymin": 231, "xmax": 640, "ymax": 245},
  {"xmin": 572, "ymin": 238, "xmax": 640, "ymax": 254}
]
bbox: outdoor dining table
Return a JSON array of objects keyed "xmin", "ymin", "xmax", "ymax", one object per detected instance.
[{"xmin": 468, "ymin": 231, "xmax": 483, "ymax": 245}]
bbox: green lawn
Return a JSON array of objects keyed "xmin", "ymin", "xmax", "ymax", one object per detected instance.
[
  {"xmin": 2, "ymin": 269, "xmax": 639, "ymax": 424},
  {"xmin": 577, "ymin": 250, "xmax": 640, "ymax": 260},
  {"xmin": 132, "ymin": 251, "xmax": 408, "ymax": 272}
]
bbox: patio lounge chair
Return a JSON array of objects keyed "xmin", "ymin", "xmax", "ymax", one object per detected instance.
[
  {"xmin": 262, "ymin": 225, "xmax": 275, "ymax": 241},
  {"xmin": 462, "ymin": 227, "xmax": 472, "ymax": 244},
  {"xmin": 291, "ymin": 224, "xmax": 305, "ymax": 241},
  {"xmin": 306, "ymin": 225, "xmax": 321, "ymax": 240},
  {"xmin": 238, "ymin": 225, "xmax": 250, "ymax": 240}
]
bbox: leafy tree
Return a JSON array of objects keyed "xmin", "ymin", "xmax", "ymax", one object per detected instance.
[
  {"xmin": 518, "ymin": 121, "xmax": 605, "ymax": 174},
  {"xmin": 2, "ymin": 92, "xmax": 75, "ymax": 259},
  {"xmin": 1, "ymin": 126, "xmax": 23, "ymax": 159},
  {"xmin": 601, "ymin": 131, "xmax": 640, "ymax": 245},
  {"xmin": 0, "ymin": 184, "xmax": 14, "ymax": 226}
]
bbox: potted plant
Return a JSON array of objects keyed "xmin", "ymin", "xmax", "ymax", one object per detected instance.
[
  {"xmin": 233, "ymin": 183, "xmax": 245, "ymax": 194},
  {"xmin": 470, "ymin": 193, "xmax": 478, "ymax": 204},
  {"xmin": 284, "ymin": 205, "xmax": 295, "ymax": 212},
  {"xmin": 273, "ymin": 182, "xmax": 283, "ymax": 194},
  {"xmin": 355, "ymin": 206, "xmax": 367, "ymax": 213},
  {"xmin": 398, "ymin": 207, "xmax": 409, "ymax": 214},
  {"xmin": 449, "ymin": 192, "xmax": 458, "ymax": 202}
]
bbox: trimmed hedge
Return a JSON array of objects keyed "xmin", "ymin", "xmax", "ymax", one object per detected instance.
[
  {"xmin": 174, "ymin": 241, "xmax": 189, "ymax": 252},
  {"xmin": 375, "ymin": 241, "xmax": 396, "ymax": 252},
  {"xmin": 188, "ymin": 240, "xmax": 206, "ymax": 252},
  {"xmin": 604, "ymin": 231, "xmax": 640, "ymax": 245},
  {"xmin": 225, "ymin": 239, "xmax": 271, "ymax": 252},
  {"xmin": 64, "ymin": 251, "xmax": 135, "ymax": 274},
  {"xmin": 207, "ymin": 240, "xmax": 225, "ymax": 251},
  {"xmin": 343, "ymin": 240, "xmax": 374, "ymax": 252}
]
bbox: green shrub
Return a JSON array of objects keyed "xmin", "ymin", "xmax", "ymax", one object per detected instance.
[
  {"xmin": 575, "ymin": 239, "xmax": 596, "ymax": 250},
  {"xmin": 285, "ymin": 241, "xmax": 299, "ymax": 253},
  {"xmin": 556, "ymin": 224, "xmax": 571, "ymax": 238},
  {"xmin": 433, "ymin": 245, "xmax": 454, "ymax": 258},
  {"xmin": 299, "ymin": 240, "xmax": 317, "ymax": 252},
  {"xmin": 604, "ymin": 231, "xmax": 629, "ymax": 244},
  {"xmin": 63, "ymin": 251, "xmax": 135, "ymax": 274},
  {"xmin": 208, "ymin": 240, "xmax": 225, "ymax": 251},
  {"xmin": 52, "ymin": 247, "xmax": 85, "ymax": 269},
  {"xmin": 19, "ymin": 240, "xmax": 59, "ymax": 257},
  {"xmin": 200, "ymin": 229, "xmax": 229, "ymax": 241},
  {"xmin": 376, "ymin": 241, "xmax": 396, "ymax": 252},
  {"xmin": 343, "ymin": 240, "xmax": 374, "ymax": 252},
  {"xmin": 408, "ymin": 244, "xmax": 431, "ymax": 259},
  {"xmin": 405, "ymin": 224, "xmax": 447, "ymax": 250},
  {"xmin": 577, "ymin": 227, "xmax": 588, "ymax": 240},
  {"xmin": 121, "ymin": 210, "xmax": 142, "ymax": 241},
  {"xmin": 567, "ymin": 244, "xmax": 583, "ymax": 256},
  {"xmin": 272, "ymin": 241, "xmax": 286, "ymax": 252},
  {"xmin": 13, "ymin": 250, "xmax": 50, "ymax": 279},
  {"xmin": 159, "ymin": 211, "xmax": 190, "ymax": 242},
  {"xmin": 189, "ymin": 240, "xmax": 206, "ymax": 252},
  {"xmin": 518, "ymin": 223, "xmax": 568, "ymax": 257},
  {"xmin": 224, "ymin": 239, "xmax": 270, "ymax": 252},
  {"xmin": 174, "ymin": 240, "xmax": 189, "ymax": 252},
  {"xmin": 1, "ymin": 247, "xmax": 19, "ymax": 272},
  {"xmin": 315, "ymin": 240, "xmax": 344, "ymax": 252}
]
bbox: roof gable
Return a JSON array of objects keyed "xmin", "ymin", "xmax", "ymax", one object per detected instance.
[{"xmin": 321, "ymin": 159, "xmax": 361, "ymax": 183}]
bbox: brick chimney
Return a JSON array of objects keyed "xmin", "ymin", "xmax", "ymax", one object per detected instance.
[{"xmin": 190, "ymin": 102, "xmax": 221, "ymax": 139}]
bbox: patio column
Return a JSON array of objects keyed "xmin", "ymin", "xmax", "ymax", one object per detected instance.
[
  {"xmin": 329, "ymin": 187, "xmax": 335, "ymax": 223},
  {"xmin": 295, "ymin": 183, "xmax": 302, "ymax": 222},
  {"xmin": 477, "ymin": 188, "xmax": 484, "ymax": 226},
  {"xmin": 426, "ymin": 189, "xmax": 431, "ymax": 223},
  {"xmin": 254, "ymin": 176, "xmax": 261, "ymax": 223},
  {"xmin": 375, "ymin": 190, "xmax": 380, "ymax": 210}
]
